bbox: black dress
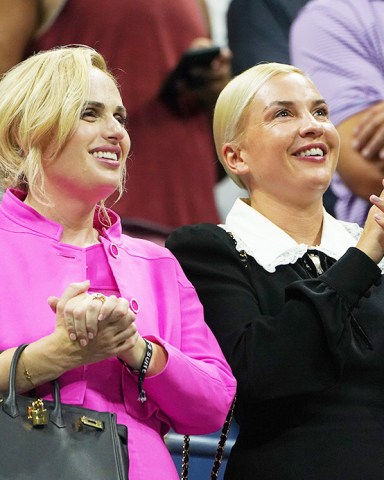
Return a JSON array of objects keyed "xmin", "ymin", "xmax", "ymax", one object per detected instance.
[{"xmin": 166, "ymin": 223, "xmax": 384, "ymax": 479}]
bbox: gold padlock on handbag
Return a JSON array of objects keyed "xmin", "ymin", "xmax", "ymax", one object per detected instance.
[{"xmin": 27, "ymin": 399, "xmax": 48, "ymax": 427}]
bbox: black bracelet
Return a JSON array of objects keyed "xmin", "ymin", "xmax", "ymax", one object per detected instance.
[{"xmin": 137, "ymin": 339, "xmax": 153, "ymax": 403}]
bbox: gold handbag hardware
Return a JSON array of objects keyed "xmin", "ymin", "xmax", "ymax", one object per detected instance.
[
  {"xmin": 76, "ymin": 415, "xmax": 104, "ymax": 431},
  {"xmin": 27, "ymin": 399, "xmax": 48, "ymax": 427}
]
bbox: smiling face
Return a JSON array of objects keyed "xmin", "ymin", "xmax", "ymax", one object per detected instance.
[
  {"xmin": 42, "ymin": 67, "xmax": 130, "ymax": 204},
  {"xmin": 223, "ymin": 72, "xmax": 340, "ymax": 209}
]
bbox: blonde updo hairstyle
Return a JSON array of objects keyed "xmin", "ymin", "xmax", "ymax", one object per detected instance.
[
  {"xmin": 0, "ymin": 46, "xmax": 126, "ymax": 217},
  {"xmin": 213, "ymin": 62, "xmax": 305, "ymax": 190}
]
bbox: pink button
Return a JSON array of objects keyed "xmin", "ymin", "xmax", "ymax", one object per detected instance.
[
  {"xmin": 109, "ymin": 243, "xmax": 119, "ymax": 258},
  {"xmin": 130, "ymin": 298, "xmax": 140, "ymax": 314}
]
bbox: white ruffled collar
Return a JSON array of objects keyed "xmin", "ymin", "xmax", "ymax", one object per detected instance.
[{"xmin": 220, "ymin": 198, "xmax": 362, "ymax": 273}]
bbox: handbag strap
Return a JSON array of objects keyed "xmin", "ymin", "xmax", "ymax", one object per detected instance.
[
  {"xmin": 181, "ymin": 396, "xmax": 236, "ymax": 480},
  {"xmin": 181, "ymin": 433, "xmax": 190, "ymax": 479},
  {"xmin": 210, "ymin": 397, "xmax": 236, "ymax": 479},
  {"xmin": 2, "ymin": 344, "xmax": 64, "ymax": 426},
  {"xmin": 3, "ymin": 344, "xmax": 29, "ymax": 417}
]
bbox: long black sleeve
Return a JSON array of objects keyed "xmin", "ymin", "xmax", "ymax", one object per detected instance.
[{"xmin": 167, "ymin": 223, "xmax": 382, "ymax": 402}]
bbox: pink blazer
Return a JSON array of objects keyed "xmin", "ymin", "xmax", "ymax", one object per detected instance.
[{"xmin": 0, "ymin": 189, "xmax": 236, "ymax": 480}]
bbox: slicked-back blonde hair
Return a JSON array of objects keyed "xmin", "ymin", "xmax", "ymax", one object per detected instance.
[
  {"xmin": 213, "ymin": 62, "xmax": 305, "ymax": 189},
  {"xmin": 0, "ymin": 46, "xmax": 126, "ymax": 217}
]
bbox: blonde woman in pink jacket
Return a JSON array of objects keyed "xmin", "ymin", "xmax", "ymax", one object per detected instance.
[{"xmin": 0, "ymin": 46, "xmax": 236, "ymax": 480}]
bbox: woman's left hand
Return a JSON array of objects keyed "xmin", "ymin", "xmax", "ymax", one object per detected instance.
[{"xmin": 357, "ymin": 180, "xmax": 384, "ymax": 263}]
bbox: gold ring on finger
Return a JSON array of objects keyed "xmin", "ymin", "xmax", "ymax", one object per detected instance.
[{"xmin": 92, "ymin": 293, "xmax": 107, "ymax": 304}]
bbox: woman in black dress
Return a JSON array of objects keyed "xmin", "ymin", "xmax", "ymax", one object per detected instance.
[{"xmin": 167, "ymin": 62, "xmax": 384, "ymax": 479}]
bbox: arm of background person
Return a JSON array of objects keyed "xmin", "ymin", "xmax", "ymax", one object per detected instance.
[
  {"xmin": 336, "ymin": 106, "xmax": 384, "ymax": 200},
  {"xmin": 352, "ymin": 100, "xmax": 384, "ymax": 161},
  {"xmin": 0, "ymin": 0, "xmax": 39, "ymax": 74},
  {"xmin": 195, "ymin": 0, "xmax": 212, "ymax": 38},
  {"xmin": 169, "ymin": 0, "xmax": 232, "ymax": 117}
]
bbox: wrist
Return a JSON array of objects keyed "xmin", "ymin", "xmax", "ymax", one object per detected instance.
[{"xmin": 118, "ymin": 337, "xmax": 148, "ymax": 371}]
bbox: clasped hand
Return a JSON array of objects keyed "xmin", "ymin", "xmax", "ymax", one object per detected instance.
[{"xmin": 48, "ymin": 280, "xmax": 138, "ymax": 352}]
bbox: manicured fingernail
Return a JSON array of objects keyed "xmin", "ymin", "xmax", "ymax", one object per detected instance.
[
  {"xmin": 88, "ymin": 332, "xmax": 94, "ymax": 339},
  {"xmin": 371, "ymin": 195, "xmax": 381, "ymax": 202},
  {"xmin": 69, "ymin": 333, "xmax": 77, "ymax": 341},
  {"xmin": 80, "ymin": 338, "xmax": 87, "ymax": 347}
]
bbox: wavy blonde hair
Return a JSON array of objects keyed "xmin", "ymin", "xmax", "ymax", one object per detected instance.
[
  {"xmin": 0, "ymin": 45, "xmax": 126, "ymax": 221},
  {"xmin": 213, "ymin": 62, "xmax": 305, "ymax": 189}
]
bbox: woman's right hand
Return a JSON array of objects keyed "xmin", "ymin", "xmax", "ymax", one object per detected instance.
[{"xmin": 356, "ymin": 180, "xmax": 384, "ymax": 263}]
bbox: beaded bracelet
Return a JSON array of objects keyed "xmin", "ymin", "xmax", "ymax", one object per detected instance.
[
  {"xmin": 20, "ymin": 352, "xmax": 34, "ymax": 387},
  {"xmin": 24, "ymin": 368, "xmax": 33, "ymax": 383},
  {"xmin": 137, "ymin": 339, "xmax": 153, "ymax": 403},
  {"xmin": 118, "ymin": 339, "xmax": 153, "ymax": 403}
]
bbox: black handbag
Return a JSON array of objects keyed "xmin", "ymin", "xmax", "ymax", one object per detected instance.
[{"xmin": 0, "ymin": 344, "xmax": 129, "ymax": 480}]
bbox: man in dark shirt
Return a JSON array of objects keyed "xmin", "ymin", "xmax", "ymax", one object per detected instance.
[{"xmin": 227, "ymin": 0, "xmax": 310, "ymax": 75}]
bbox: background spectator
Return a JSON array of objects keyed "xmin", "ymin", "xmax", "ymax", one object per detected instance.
[
  {"xmin": 227, "ymin": 0, "xmax": 310, "ymax": 75},
  {"xmin": 290, "ymin": 0, "xmax": 384, "ymax": 226},
  {"xmin": 0, "ymin": 0, "xmax": 232, "ymax": 239}
]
